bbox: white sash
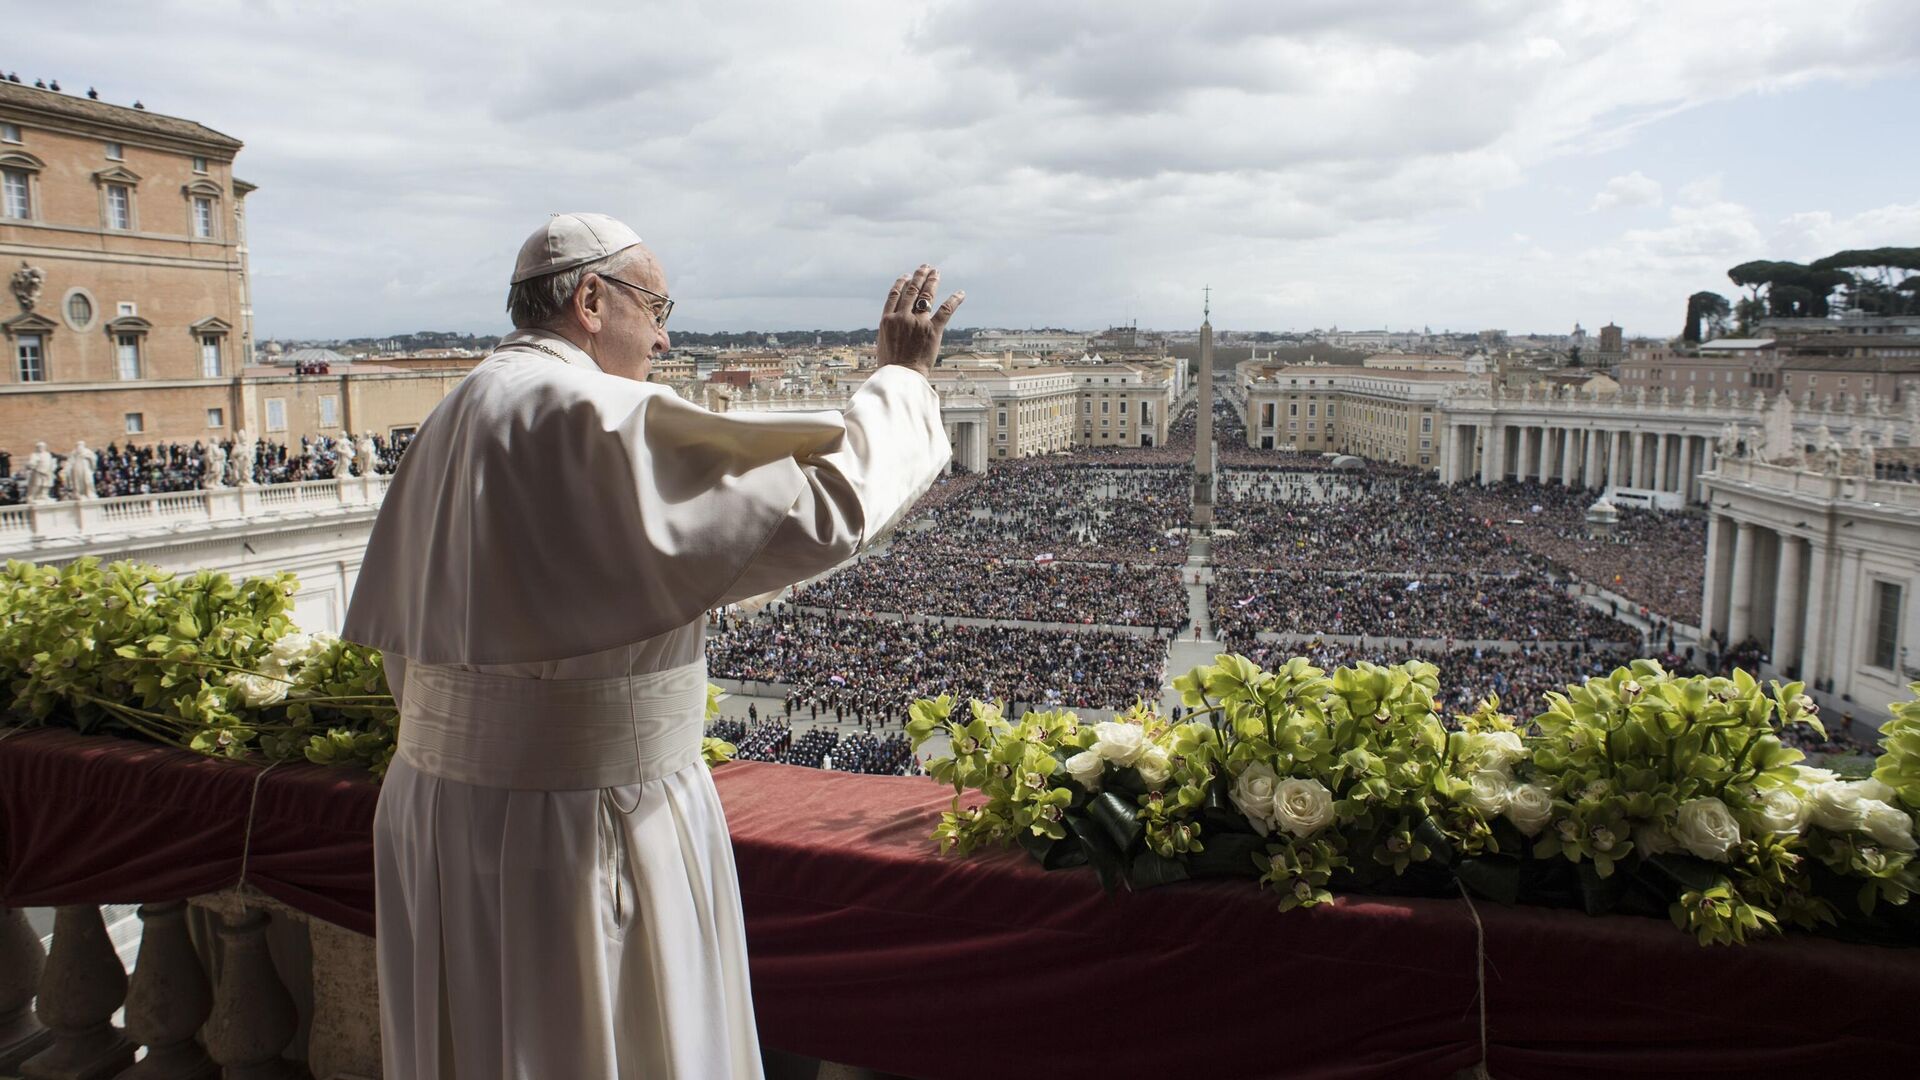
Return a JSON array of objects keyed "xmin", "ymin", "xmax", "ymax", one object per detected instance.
[{"xmin": 397, "ymin": 659, "xmax": 708, "ymax": 790}]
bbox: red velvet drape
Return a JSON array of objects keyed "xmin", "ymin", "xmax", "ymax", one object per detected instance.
[{"xmin": 3, "ymin": 729, "xmax": 1913, "ymax": 1078}]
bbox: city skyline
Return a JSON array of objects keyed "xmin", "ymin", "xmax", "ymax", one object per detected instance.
[{"xmin": 14, "ymin": 0, "xmax": 1920, "ymax": 339}]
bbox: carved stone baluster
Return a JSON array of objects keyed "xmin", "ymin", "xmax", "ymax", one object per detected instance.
[
  {"xmin": 0, "ymin": 906, "xmax": 52, "ymax": 1072},
  {"xmin": 19, "ymin": 905, "xmax": 134, "ymax": 1080},
  {"xmin": 122, "ymin": 902, "xmax": 215, "ymax": 1079},
  {"xmin": 202, "ymin": 909, "xmax": 305, "ymax": 1080}
]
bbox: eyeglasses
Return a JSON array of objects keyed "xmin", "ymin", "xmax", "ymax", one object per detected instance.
[{"xmin": 596, "ymin": 272, "xmax": 674, "ymax": 329}]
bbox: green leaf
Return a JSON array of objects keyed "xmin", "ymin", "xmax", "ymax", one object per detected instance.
[
  {"xmin": 1456, "ymin": 856, "xmax": 1522, "ymax": 905},
  {"xmin": 1126, "ymin": 851, "xmax": 1191, "ymax": 891},
  {"xmin": 1087, "ymin": 791, "xmax": 1145, "ymax": 853}
]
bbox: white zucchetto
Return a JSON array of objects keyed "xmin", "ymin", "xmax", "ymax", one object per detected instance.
[{"xmin": 511, "ymin": 212, "xmax": 644, "ymax": 283}]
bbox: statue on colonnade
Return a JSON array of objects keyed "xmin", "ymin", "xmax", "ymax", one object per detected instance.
[
  {"xmin": 24, "ymin": 442, "xmax": 56, "ymax": 503},
  {"xmin": 64, "ymin": 441, "xmax": 98, "ymax": 500},
  {"xmin": 203, "ymin": 442, "xmax": 228, "ymax": 488}
]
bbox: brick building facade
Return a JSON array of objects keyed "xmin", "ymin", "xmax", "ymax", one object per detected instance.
[{"xmin": 1, "ymin": 81, "xmax": 253, "ymax": 450}]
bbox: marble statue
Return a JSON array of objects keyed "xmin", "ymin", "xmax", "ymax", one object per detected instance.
[
  {"xmin": 335, "ymin": 435, "xmax": 357, "ymax": 477},
  {"xmin": 356, "ymin": 432, "xmax": 378, "ymax": 476},
  {"xmin": 233, "ymin": 429, "xmax": 258, "ymax": 487},
  {"xmin": 1715, "ymin": 424, "xmax": 1739, "ymax": 460},
  {"xmin": 24, "ymin": 442, "xmax": 56, "ymax": 503},
  {"xmin": 203, "ymin": 443, "xmax": 228, "ymax": 488},
  {"xmin": 66, "ymin": 441, "xmax": 98, "ymax": 500}
]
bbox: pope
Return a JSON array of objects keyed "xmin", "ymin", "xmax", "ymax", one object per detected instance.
[{"xmin": 344, "ymin": 213, "xmax": 961, "ymax": 1078}]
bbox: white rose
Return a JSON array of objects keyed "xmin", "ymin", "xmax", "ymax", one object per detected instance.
[
  {"xmin": 1858, "ymin": 778, "xmax": 1898, "ymax": 805},
  {"xmin": 1795, "ymin": 766, "xmax": 1839, "ymax": 786},
  {"xmin": 1807, "ymin": 782, "xmax": 1869, "ymax": 833},
  {"xmin": 229, "ymin": 672, "xmax": 287, "ymax": 708},
  {"xmin": 1063, "ymin": 750, "xmax": 1104, "ymax": 791},
  {"xmin": 1466, "ymin": 731, "xmax": 1526, "ymax": 773},
  {"xmin": 1673, "ymin": 797, "xmax": 1742, "ymax": 862},
  {"xmin": 1135, "ymin": 745, "xmax": 1173, "ymax": 788},
  {"xmin": 1861, "ymin": 800, "xmax": 1919, "ymax": 852},
  {"xmin": 265, "ymin": 632, "xmax": 314, "ymax": 671},
  {"xmin": 1464, "ymin": 770, "xmax": 1511, "ymax": 816},
  {"xmin": 1272, "ymin": 778, "xmax": 1336, "ymax": 839},
  {"xmin": 1633, "ymin": 822, "xmax": 1681, "ymax": 856},
  {"xmin": 1753, "ymin": 788, "xmax": 1809, "ymax": 835},
  {"xmin": 1230, "ymin": 763, "xmax": 1281, "ymax": 836},
  {"xmin": 1091, "ymin": 721, "xmax": 1147, "ymax": 766},
  {"xmin": 1504, "ymin": 784, "xmax": 1553, "ymax": 837}
]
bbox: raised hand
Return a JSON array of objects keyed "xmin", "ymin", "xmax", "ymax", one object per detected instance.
[{"xmin": 876, "ymin": 264, "xmax": 964, "ymax": 374}]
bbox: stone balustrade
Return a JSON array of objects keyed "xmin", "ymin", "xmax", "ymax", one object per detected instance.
[
  {"xmin": 1, "ymin": 895, "xmax": 379, "ymax": 1080},
  {"xmin": 0, "ymin": 477, "xmax": 391, "ymax": 558}
]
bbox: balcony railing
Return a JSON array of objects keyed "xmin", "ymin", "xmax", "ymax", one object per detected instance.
[{"xmin": 0, "ymin": 476, "xmax": 391, "ymax": 555}]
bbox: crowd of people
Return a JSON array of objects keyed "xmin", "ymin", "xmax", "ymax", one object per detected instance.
[
  {"xmin": 709, "ymin": 717, "xmax": 921, "ymax": 775},
  {"xmin": 1212, "ymin": 472, "xmax": 1544, "ymax": 573},
  {"xmin": 888, "ymin": 459, "xmax": 1193, "ymax": 565},
  {"xmin": 0, "ymin": 434, "xmax": 411, "ymax": 504},
  {"xmin": 706, "ymin": 610, "xmax": 1168, "ymax": 721},
  {"xmin": 794, "ymin": 554, "xmax": 1186, "ymax": 629},
  {"xmin": 1455, "ymin": 481, "xmax": 1707, "ymax": 623},
  {"xmin": 1211, "ymin": 568, "xmax": 1640, "ymax": 646}
]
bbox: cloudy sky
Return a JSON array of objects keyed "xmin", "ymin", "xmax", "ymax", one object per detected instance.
[{"xmin": 17, "ymin": 0, "xmax": 1920, "ymax": 338}]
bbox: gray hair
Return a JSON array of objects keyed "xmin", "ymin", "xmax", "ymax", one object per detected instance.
[{"xmin": 505, "ymin": 249, "xmax": 637, "ymax": 329}]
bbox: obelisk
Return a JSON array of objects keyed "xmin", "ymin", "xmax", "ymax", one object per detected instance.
[{"xmin": 1193, "ymin": 288, "xmax": 1216, "ymax": 527}]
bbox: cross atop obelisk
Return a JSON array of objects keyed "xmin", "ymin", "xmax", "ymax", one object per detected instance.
[{"xmin": 1193, "ymin": 288, "xmax": 1216, "ymax": 526}]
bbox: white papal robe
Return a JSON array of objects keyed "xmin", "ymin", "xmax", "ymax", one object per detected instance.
[{"xmin": 345, "ymin": 328, "xmax": 950, "ymax": 1079}]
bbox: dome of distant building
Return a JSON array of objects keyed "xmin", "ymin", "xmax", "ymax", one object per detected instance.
[
  {"xmin": 263, "ymin": 340, "xmax": 284, "ymax": 357},
  {"xmin": 281, "ymin": 347, "xmax": 346, "ymax": 368}
]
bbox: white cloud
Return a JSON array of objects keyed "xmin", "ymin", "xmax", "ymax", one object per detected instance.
[
  {"xmin": 10, "ymin": 0, "xmax": 1920, "ymax": 336},
  {"xmin": 1591, "ymin": 171, "xmax": 1664, "ymax": 211}
]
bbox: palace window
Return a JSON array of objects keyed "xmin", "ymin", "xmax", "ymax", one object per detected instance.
[
  {"xmin": 193, "ymin": 196, "xmax": 214, "ymax": 238},
  {"xmin": 207, "ymin": 408, "xmax": 224, "ymax": 428},
  {"xmin": 15, "ymin": 333, "xmax": 45, "ymax": 382},
  {"xmin": 201, "ymin": 335, "xmax": 223, "ymax": 377},
  {"xmin": 0, "ymin": 123, "xmax": 20, "ymax": 143},
  {"xmin": 124, "ymin": 412, "xmax": 144, "ymax": 434},
  {"xmin": 266, "ymin": 398, "xmax": 288, "ymax": 432},
  {"xmin": 320, "ymin": 395, "xmax": 340, "ymax": 427},
  {"xmin": 106, "ymin": 183, "xmax": 132, "ymax": 229},
  {"xmin": 1872, "ymin": 582, "xmax": 1903, "ymax": 671},
  {"xmin": 1, "ymin": 168, "xmax": 28, "ymax": 219},
  {"xmin": 116, "ymin": 334, "xmax": 142, "ymax": 379},
  {"xmin": 193, "ymin": 156, "xmax": 208, "ymax": 174},
  {"xmin": 64, "ymin": 291, "xmax": 94, "ymax": 330},
  {"xmin": 106, "ymin": 142, "xmax": 124, "ymax": 161}
]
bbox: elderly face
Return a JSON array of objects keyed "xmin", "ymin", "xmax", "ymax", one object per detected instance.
[{"xmin": 573, "ymin": 245, "xmax": 672, "ymax": 382}]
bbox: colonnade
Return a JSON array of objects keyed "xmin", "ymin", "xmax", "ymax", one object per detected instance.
[
  {"xmin": 1699, "ymin": 513, "xmax": 1830, "ymax": 683},
  {"xmin": 1441, "ymin": 422, "xmax": 1717, "ymax": 502}
]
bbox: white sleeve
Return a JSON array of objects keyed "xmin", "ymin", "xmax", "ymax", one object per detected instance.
[{"xmin": 720, "ymin": 365, "xmax": 950, "ymax": 603}]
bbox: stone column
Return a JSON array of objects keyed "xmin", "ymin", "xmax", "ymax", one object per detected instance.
[
  {"xmin": 1610, "ymin": 430, "xmax": 1627, "ymax": 489},
  {"xmin": 1479, "ymin": 424, "xmax": 1496, "ymax": 484},
  {"xmin": 1516, "ymin": 426, "xmax": 1533, "ymax": 483},
  {"xmin": 0, "ymin": 907, "xmax": 50, "ymax": 1073},
  {"xmin": 1654, "ymin": 432, "xmax": 1670, "ymax": 492},
  {"xmin": 1773, "ymin": 536, "xmax": 1806, "ymax": 678},
  {"xmin": 1583, "ymin": 429, "xmax": 1600, "ymax": 489},
  {"xmin": 1536, "ymin": 426, "xmax": 1552, "ymax": 482},
  {"xmin": 20, "ymin": 905, "xmax": 134, "ymax": 1080},
  {"xmin": 1560, "ymin": 426, "xmax": 1577, "ymax": 485},
  {"xmin": 1727, "ymin": 521, "xmax": 1757, "ymax": 646},
  {"xmin": 1701, "ymin": 513, "xmax": 1726, "ymax": 640},
  {"xmin": 1677, "ymin": 436, "xmax": 1696, "ymax": 503},
  {"xmin": 1802, "ymin": 541, "xmax": 1832, "ymax": 687}
]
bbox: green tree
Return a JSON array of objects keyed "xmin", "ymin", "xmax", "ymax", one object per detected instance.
[{"xmin": 1683, "ymin": 291, "xmax": 1732, "ymax": 344}]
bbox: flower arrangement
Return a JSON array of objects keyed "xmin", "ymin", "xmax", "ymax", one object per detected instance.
[
  {"xmin": 1, "ymin": 558, "xmax": 734, "ymax": 776},
  {"xmin": 908, "ymin": 654, "xmax": 1920, "ymax": 946}
]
